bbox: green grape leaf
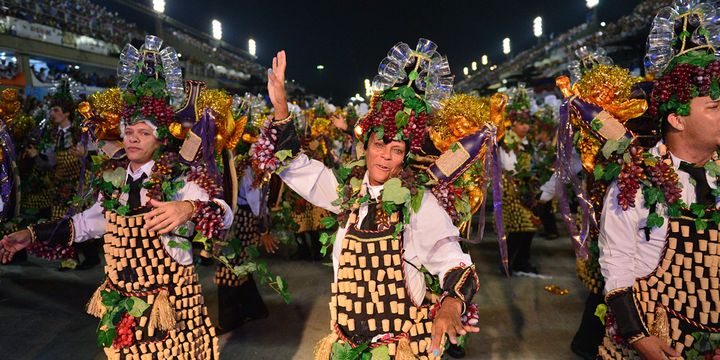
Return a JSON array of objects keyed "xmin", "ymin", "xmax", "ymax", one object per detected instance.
[
  {"xmin": 382, "ymin": 178, "xmax": 411, "ymax": 205},
  {"xmin": 374, "ymin": 126, "xmax": 384, "ymax": 140},
  {"xmin": 603, "ymin": 162, "xmax": 621, "ymax": 181},
  {"xmin": 320, "ymin": 216, "xmax": 337, "ymax": 229},
  {"xmin": 712, "ymin": 211, "xmax": 720, "ymax": 226},
  {"xmin": 601, "ymin": 140, "xmax": 620, "ymax": 159},
  {"xmin": 101, "ymin": 290, "xmax": 122, "ymax": 307},
  {"xmin": 593, "ymin": 164, "xmax": 605, "ymax": 180},
  {"xmin": 102, "ymin": 167, "xmax": 127, "ymax": 188},
  {"xmin": 350, "ymin": 177, "xmax": 363, "ymax": 193},
  {"xmin": 411, "ymin": 187, "xmax": 425, "ymax": 214},
  {"xmin": 691, "ymin": 203, "xmax": 707, "ymax": 218},
  {"xmin": 116, "ymin": 205, "xmax": 129, "ymax": 216},
  {"xmin": 594, "ymin": 304, "xmax": 608, "ymax": 325},
  {"xmin": 97, "ymin": 328, "xmax": 116, "ymax": 348},
  {"xmin": 124, "ymin": 296, "xmax": 150, "ymax": 317},
  {"xmin": 336, "ymin": 166, "xmax": 352, "ymax": 183},
  {"xmin": 711, "ymin": 79, "xmax": 720, "ymax": 100},
  {"xmin": 647, "ymin": 212, "xmax": 665, "ymax": 229},
  {"xmin": 677, "ymin": 102, "xmax": 691, "ymax": 116},
  {"xmin": 395, "ymin": 110, "xmax": 409, "ymax": 128},
  {"xmin": 275, "ymin": 149, "xmax": 294, "ymax": 162},
  {"xmin": 705, "ymin": 160, "xmax": 720, "ymax": 178}
]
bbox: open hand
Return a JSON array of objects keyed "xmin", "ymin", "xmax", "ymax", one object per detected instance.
[
  {"xmin": 330, "ymin": 113, "xmax": 348, "ymax": 131},
  {"xmin": 259, "ymin": 233, "xmax": 279, "ymax": 254},
  {"xmin": 143, "ymin": 199, "xmax": 195, "ymax": 234},
  {"xmin": 429, "ymin": 297, "xmax": 479, "ymax": 359},
  {"xmin": 631, "ymin": 336, "xmax": 680, "ymax": 360},
  {"xmin": 0, "ymin": 229, "xmax": 32, "ymax": 263},
  {"xmin": 69, "ymin": 143, "xmax": 86, "ymax": 158},
  {"xmin": 267, "ymin": 50, "xmax": 288, "ymax": 120}
]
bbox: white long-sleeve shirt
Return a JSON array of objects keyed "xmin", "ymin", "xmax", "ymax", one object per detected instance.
[
  {"xmin": 279, "ymin": 154, "xmax": 472, "ymax": 306},
  {"xmin": 71, "ymin": 160, "xmax": 234, "ymax": 265},
  {"xmin": 237, "ymin": 166, "xmax": 262, "ymax": 216},
  {"xmin": 599, "ymin": 141, "xmax": 719, "ymax": 293},
  {"xmin": 498, "ymin": 131, "xmax": 530, "ymax": 173},
  {"xmin": 539, "ymin": 149, "xmax": 582, "ymax": 202}
]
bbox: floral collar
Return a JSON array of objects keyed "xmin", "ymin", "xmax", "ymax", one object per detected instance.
[
  {"xmin": 604, "ymin": 139, "xmax": 720, "ymax": 231},
  {"xmin": 317, "ymin": 159, "xmax": 428, "ymax": 255}
]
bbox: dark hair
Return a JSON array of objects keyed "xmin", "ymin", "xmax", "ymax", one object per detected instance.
[
  {"xmin": 659, "ymin": 111, "xmax": 670, "ymax": 139},
  {"xmin": 50, "ymin": 96, "xmax": 74, "ymax": 115}
]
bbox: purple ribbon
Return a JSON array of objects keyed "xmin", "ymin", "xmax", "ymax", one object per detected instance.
[
  {"xmin": 556, "ymin": 99, "xmax": 595, "ymax": 259},
  {"xmin": 0, "ymin": 126, "xmax": 16, "ymax": 219},
  {"xmin": 437, "ymin": 124, "xmax": 506, "ymax": 275},
  {"xmin": 202, "ymin": 110, "xmax": 220, "ymax": 179},
  {"xmin": 463, "ymin": 125, "xmax": 495, "ymax": 245}
]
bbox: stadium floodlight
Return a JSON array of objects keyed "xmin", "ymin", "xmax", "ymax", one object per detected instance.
[
  {"xmin": 211, "ymin": 19, "xmax": 222, "ymax": 40},
  {"xmin": 463, "ymin": 67, "xmax": 469, "ymax": 76},
  {"xmin": 471, "ymin": 61, "xmax": 477, "ymax": 71},
  {"xmin": 481, "ymin": 54, "xmax": 488, "ymax": 65},
  {"xmin": 502, "ymin": 37, "xmax": 511, "ymax": 55},
  {"xmin": 153, "ymin": 0, "xmax": 165, "ymax": 13},
  {"xmin": 533, "ymin": 16, "xmax": 543, "ymax": 38},
  {"xmin": 586, "ymin": 0, "xmax": 599, "ymax": 9},
  {"xmin": 317, "ymin": 65, "xmax": 325, "ymax": 70},
  {"xmin": 248, "ymin": 39, "xmax": 256, "ymax": 56}
]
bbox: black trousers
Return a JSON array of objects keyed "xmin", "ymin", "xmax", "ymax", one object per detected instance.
[
  {"xmin": 507, "ymin": 231, "xmax": 535, "ymax": 271},
  {"xmin": 76, "ymin": 238, "xmax": 100, "ymax": 263},
  {"xmin": 571, "ymin": 292, "xmax": 604, "ymax": 359},
  {"xmin": 217, "ymin": 275, "xmax": 269, "ymax": 331},
  {"xmin": 535, "ymin": 201, "xmax": 558, "ymax": 236}
]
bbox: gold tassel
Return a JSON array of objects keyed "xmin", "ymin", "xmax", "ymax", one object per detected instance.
[
  {"xmin": 148, "ymin": 289, "xmax": 176, "ymax": 333},
  {"xmin": 86, "ymin": 280, "xmax": 107, "ymax": 318},
  {"xmin": 395, "ymin": 337, "xmax": 418, "ymax": 360},
  {"xmin": 313, "ymin": 332, "xmax": 338, "ymax": 360},
  {"xmin": 650, "ymin": 306, "xmax": 671, "ymax": 346}
]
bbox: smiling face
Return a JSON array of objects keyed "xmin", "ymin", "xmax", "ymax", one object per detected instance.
[
  {"xmin": 365, "ymin": 132, "xmax": 406, "ymax": 186},
  {"xmin": 123, "ymin": 121, "xmax": 161, "ymax": 167}
]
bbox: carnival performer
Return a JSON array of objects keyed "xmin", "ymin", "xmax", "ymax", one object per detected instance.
[
  {"xmin": 253, "ymin": 40, "xmax": 486, "ymax": 359},
  {"xmin": 532, "ymin": 95, "xmax": 561, "ymax": 240},
  {"xmin": 5, "ymin": 77, "xmax": 94, "ymax": 270},
  {"xmin": 552, "ymin": 45, "xmax": 651, "ymax": 359},
  {"xmin": 214, "ymin": 162, "xmax": 275, "ymax": 332},
  {"xmin": 0, "ymin": 89, "xmax": 18, "ymax": 223},
  {"xmin": 0, "ymin": 35, "xmax": 233, "ymax": 359},
  {"xmin": 595, "ymin": 2, "xmax": 720, "ymax": 357},
  {"xmin": 499, "ymin": 84, "xmax": 541, "ymax": 275}
]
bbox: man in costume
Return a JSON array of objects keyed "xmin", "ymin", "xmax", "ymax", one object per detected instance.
[
  {"xmin": 0, "ymin": 89, "xmax": 19, "ymax": 223},
  {"xmin": 552, "ymin": 46, "xmax": 651, "ymax": 359},
  {"xmin": 499, "ymin": 84, "xmax": 541, "ymax": 275},
  {"xmin": 253, "ymin": 40, "xmax": 491, "ymax": 359},
  {"xmin": 0, "ymin": 35, "xmax": 234, "ymax": 359},
  {"xmin": 596, "ymin": 1, "xmax": 720, "ymax": 358},
  {"xmin": 214, "ymin": 160, "xmax": 274, "ymax": 331},
  {"xmin": 532, "ymin": 95, "xmax": 561, "ymax": 240},
  {"xmin": 47, "ymin": 77, "xmax": 100, "ymax": 270},
  {"xmin": 4, "ymin": 77, "xmax": 96, "ymax": 269}
]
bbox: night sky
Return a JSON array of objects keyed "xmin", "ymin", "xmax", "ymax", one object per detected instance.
[{"xmin": 98, "ymin": 0, "xmax": 643, "ymax": 102}]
